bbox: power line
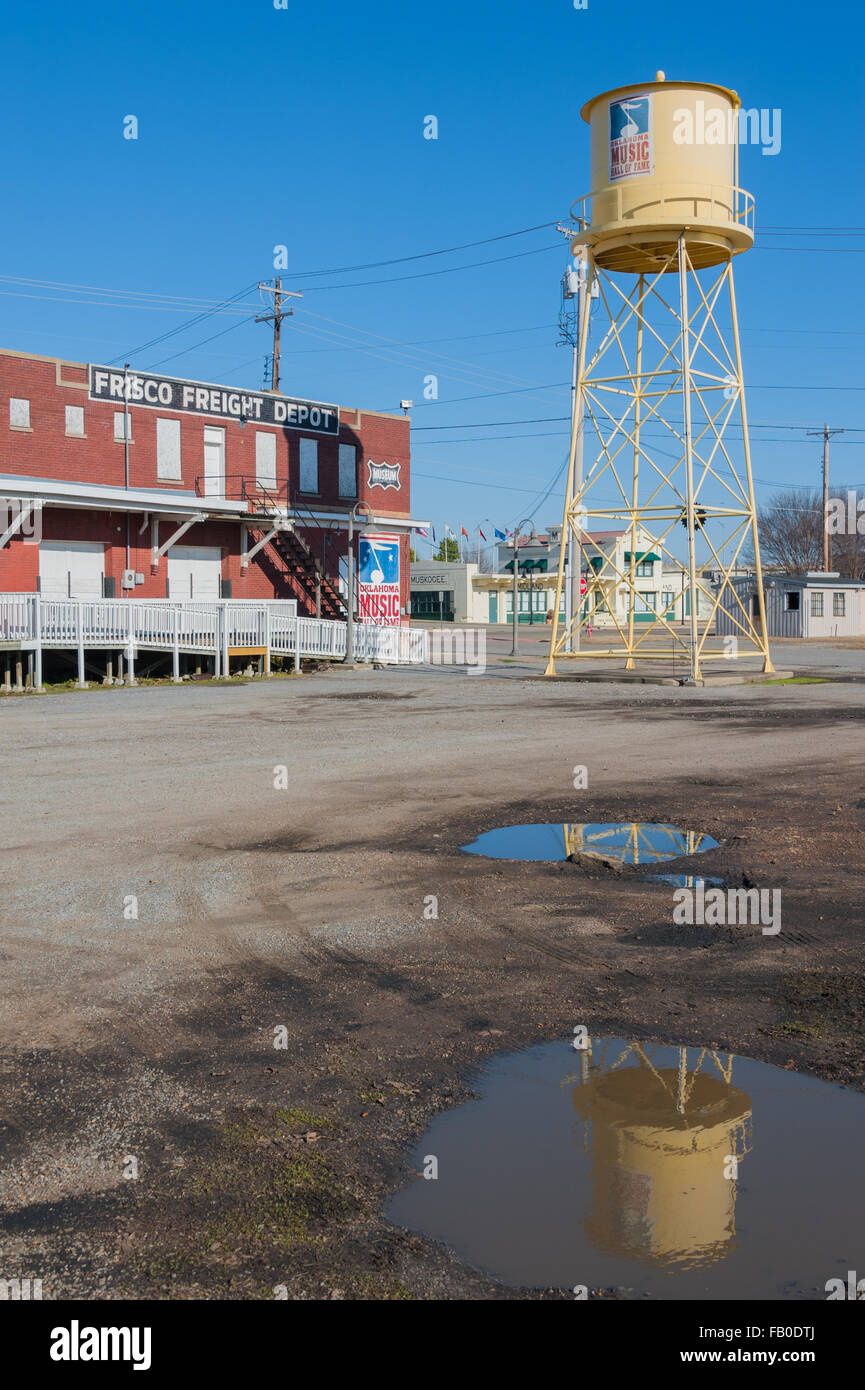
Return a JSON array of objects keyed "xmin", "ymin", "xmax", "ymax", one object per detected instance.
[
  {"xmin": 146, "ymin": 315, "xmax": 259, "ymax": 370},
  {"xmin": 294, "ymin": 241, "xmax": 563, "ymax": 293},
  {"xmin": 282, "ymin": 221, "xmax": 559, "ymax": 278},
  {"xmin": 108, "ymin": 283, "xmax": 259, "ymax": 366},
  {"xmin": 413, "ymin": 416, "xmax": 568, "ymax": 431}
]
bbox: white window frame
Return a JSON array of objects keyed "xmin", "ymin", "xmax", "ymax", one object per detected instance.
[
  {"xmin": 156, "ymin": 417, "xmax": 182, "ymax": 481},
  {"xmin": 299, "ymin": 438, "xmax": 319, "ymax": 494},
  {"xmin": 114, "ymin": 411, "xmax": 132, "ymax": 441},
  {"xmin": 65, "ymin": 405, "xmax": 85, "ymax": 436},
  {"xmin": 338, "ymin": 443, "xmax": 357, "ymax": 497},
  {"xmin": 10, "ymin": 397, "xmax": 30, "ymax": 430},
  {"xmin": 202, "ymin": 425, "xmax": 226, "ymax": 498},
  {"xmin": 256, "ymin": 430, "xmax": 278, "ymax": 490}
]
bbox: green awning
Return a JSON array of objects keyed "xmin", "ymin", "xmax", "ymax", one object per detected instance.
[
  {"xmin": 504, "ymin": 557, "xmax": 547, "ymax": 573},
  {"xmin": 624, "ymin": 551, "xmax": 660, "ymax": 562}
]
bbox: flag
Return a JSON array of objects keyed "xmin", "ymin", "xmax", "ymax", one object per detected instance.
[
  {"xmin": 431, "ymin": 525, "xmax": 436, "ymax": 543},
  {"xmin": 478, "ymin": 528, "xmax": 487, "ymax": 541},
  {"xmin": 461, "ymin": 526, "xmax": 469, "ymax": 538},
  {"xmin": 414, "ymin": 526, "xmax": 428, "ymax": 538},
  {"xmin": 494, "ymin": 528, "xmax": 506, "ymax": 541},
  {"xmin": 445, "ymin": 524, "xmax": 456, "ymax": 539}
]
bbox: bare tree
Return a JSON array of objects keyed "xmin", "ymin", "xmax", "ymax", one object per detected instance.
[
  {"xmin": 752, "ymin": 489, "xmax": 822, "ymax": 573},
  {"xmin": 829, "ymin": 484, "xmax": 865, "ymax": 579},
  {"xmin": 749, "ymin": 486, "xmax": 865, "ymax": 578},
  {"xmin": 476, "ymin": 545, "xmax": 498, "ymax": 574}
]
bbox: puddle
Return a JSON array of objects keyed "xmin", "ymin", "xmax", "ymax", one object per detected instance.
[
  {"xmin": 388, "ymin": 1037, "xmax": 865, "ymax": 1298},
  {"xmin": 643, "ymin": 873, "xmax": 726, "ymax": 888},
  {"xmin": 461, "ymin": 822, "xmax": 719, "ymax": 871}
]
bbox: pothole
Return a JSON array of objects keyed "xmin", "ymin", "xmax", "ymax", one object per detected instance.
[{"xmin": 387, "ymin": 1036, "xmax": 865, "ymax": 1298}]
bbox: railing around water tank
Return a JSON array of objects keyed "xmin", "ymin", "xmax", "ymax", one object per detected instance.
[{"xmin": 569, "ymin": 182, "xmax": 755, "ymax": 237}]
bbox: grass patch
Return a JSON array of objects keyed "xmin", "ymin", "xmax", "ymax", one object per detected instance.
[
  {"xmin": 761, "ymin": 677, "xmax": 829, "ymax": 685},
  {"xmin": 275, "ymin": 1106, "xmax": 336, "ymax": 1132},
  {"xmin": 125, "ymin": 1107, "xmax": 358, "ymax": 1295},
  {"xmin": 774, "ymin": 970, "xmax": 865, "ymax": 1041}
]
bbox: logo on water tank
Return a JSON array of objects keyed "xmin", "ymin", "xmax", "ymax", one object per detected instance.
[{"xmin": 609, "ymin": 94, "xmax": 652, "ymax": 182}]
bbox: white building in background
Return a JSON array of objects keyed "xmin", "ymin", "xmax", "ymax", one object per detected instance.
[
  {"xmin": 409, "ymin": 559, "xmax": 563, "ymax": 626},
  {"xmin": 715, "ymin": 572, "xmax": 865, "ymax": 639},
  {"xmin": 410, "ymin": 527, "xmax": 716, "ymax": 628}
]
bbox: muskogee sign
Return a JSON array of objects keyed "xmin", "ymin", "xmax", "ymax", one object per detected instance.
[{"xmin": 89, "ymin": 366, "xmax": 339, "ymax": 435}]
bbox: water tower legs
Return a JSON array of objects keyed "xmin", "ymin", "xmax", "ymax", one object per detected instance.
[{"xmin": 545, "ymin": 240, "xmax": 773, "ymax": 679}]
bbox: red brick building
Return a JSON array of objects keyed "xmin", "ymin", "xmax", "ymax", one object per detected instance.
[{"xmin": 0, "ymin": 348, "xmax": 426, "ymax": 618}]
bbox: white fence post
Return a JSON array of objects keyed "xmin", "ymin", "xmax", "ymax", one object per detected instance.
[
  {"xmin": 264, "ymin": 605, "xmax": 271, "ymax": 676},
  {"xmin": 34, "ymin": 593, "xmax": 43, "ymax": 692},
  {"xmin": 294, "ymin": 616, "xmax": 301, "ymax": 672},
  {"xmin": 126, "ymin": 604, "xmax": 136, "ymax": 686},
  {"xmin": 172, "ymin": 606, "xmax": 181, "ymax": 683},
  {"xmin": 76, "ymin": 600, "xmax": 87, "ymax": 688}
]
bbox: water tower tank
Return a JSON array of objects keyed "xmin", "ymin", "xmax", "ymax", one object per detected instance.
[{"xmin": 574, "ymin": 75, "xmax": 754, "ymax": 273}]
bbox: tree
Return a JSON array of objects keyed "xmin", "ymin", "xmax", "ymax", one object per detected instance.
[
  {"xmin": 409, "ymin": 547, "xmax": 418, "ymax": 562},
  {"xmin": 752, "ymin": 486, "xmax": 865, "ymax": 578},
  {"xmin": 434, "ymin": 537, "xmax": 460, "ymax": 562},
  {"xmin": 753, "ymin": 489, "xmax": 822, "ymax": 574},
  {"xmin": 828, "ymin": 485, "xmax": 865, "ymax": 579}
]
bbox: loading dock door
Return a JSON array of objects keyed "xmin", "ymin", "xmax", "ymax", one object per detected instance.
[
  {"xmin": 39, "ymin": 540, "xmax": 105, "ymax": 598},
  {"xmin": 167, "ymin": 545, "xmax": 222, "ymax": 600}
]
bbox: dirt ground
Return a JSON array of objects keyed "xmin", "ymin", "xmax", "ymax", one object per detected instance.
[{"xmin": 1, "ymin": 665, "xmax": 864, "ymax": 1299}]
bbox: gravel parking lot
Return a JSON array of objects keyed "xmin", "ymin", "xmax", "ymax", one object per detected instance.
[{"xmin": 1, "ymin": 656, "xmax": 864, "ymax": 1298}]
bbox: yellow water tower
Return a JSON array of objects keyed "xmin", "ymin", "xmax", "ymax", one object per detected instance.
[{"xmin": 546, "ymin": 74, "xmax": 773, "ymax": 679}]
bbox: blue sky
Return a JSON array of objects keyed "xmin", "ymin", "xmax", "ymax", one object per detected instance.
[{"xmin": 2, "ymin": 0, "xmax": 863, "ymax": 549}]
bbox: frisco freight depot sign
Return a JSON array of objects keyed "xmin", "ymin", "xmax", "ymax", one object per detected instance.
[{"xmin": 89, "ymin": 366, "xmax": 339, "ymax": 435}]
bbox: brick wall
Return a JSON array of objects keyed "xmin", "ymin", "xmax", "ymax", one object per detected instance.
[
  {"xmin": 0, "ymin": 348, "xmax": 414, "ymax": 610},
  {"xmin": 0, "ymin": 350, "xmax": 411, "ymax": 513}
]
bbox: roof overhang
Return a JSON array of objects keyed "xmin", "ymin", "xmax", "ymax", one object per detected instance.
[
  {"xmin": 295, "ymin": 508, "xmax": 430, "ymax": 533},
  {"xmin": 0, "ymin": 474, "xmax": 248, "ymax": 519}
]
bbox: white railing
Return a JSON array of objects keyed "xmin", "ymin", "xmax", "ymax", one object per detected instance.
[
  {"xmin": 0, "ymin": 593, "xmax": 36, "ymax": 641},
  {"xmin": 0, "ymin": 594, "xmax": 429, "ymax": 670}
]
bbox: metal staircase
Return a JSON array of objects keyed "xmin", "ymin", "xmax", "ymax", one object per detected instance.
[
  {"xmin": 194, "ymin": 476, "xmax": 349, "ymax": 620},
  {"xmin": 243, "ymin": 484, "xmax": 346, "ymax": 620},
  {"xmin": 270, "ymin": 525, "xmax": 346, "ymax": 620}
]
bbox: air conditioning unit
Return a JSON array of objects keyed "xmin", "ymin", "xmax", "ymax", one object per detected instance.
[{"xmin": 121, "ymin": 569, "xmax": 135, "ymax": 588}]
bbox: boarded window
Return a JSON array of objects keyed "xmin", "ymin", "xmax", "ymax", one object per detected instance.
[
  {"xmin": 65, "ymin": 405, "xmax": 85, "ymax": 436},
  {"xmin": 114, "ymin": 411, "xmax": 132, "ymax": 441},
  {"xmin": 156, "ymin": 418, "xmax": 182, "ymax": 480},
  {"xmin": 299, "ymin": 438, "xmax": 318, "ymax": 493},
  {"xmin": 338, "ymin": 443, "xmax": 357, "ymax": 497},
  {"xmin": 10, "ymin": 397, "xmax": 30, "ymax": 429},
  {"xmin": 256, "ymin": 431, "xmax": 277, "ymax": 489}
]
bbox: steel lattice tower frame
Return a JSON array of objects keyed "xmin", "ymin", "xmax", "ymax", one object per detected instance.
[{"xmin": 545, "ymin": 234, "xmax": 774, "ymax": 679}]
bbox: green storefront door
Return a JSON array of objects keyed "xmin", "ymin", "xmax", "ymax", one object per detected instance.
[{"xmin": 489, "ymin": 593, "xmax": 498, "ymax": 623}]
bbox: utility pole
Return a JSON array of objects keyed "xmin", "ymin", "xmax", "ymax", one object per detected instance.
[
  {"xmin": 256, "ymin": 277, "xmax": 302, "ymax": 393},
  {"xmin": 807, "ymin": 424, "xmax": 845, "ymax": 572}
]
